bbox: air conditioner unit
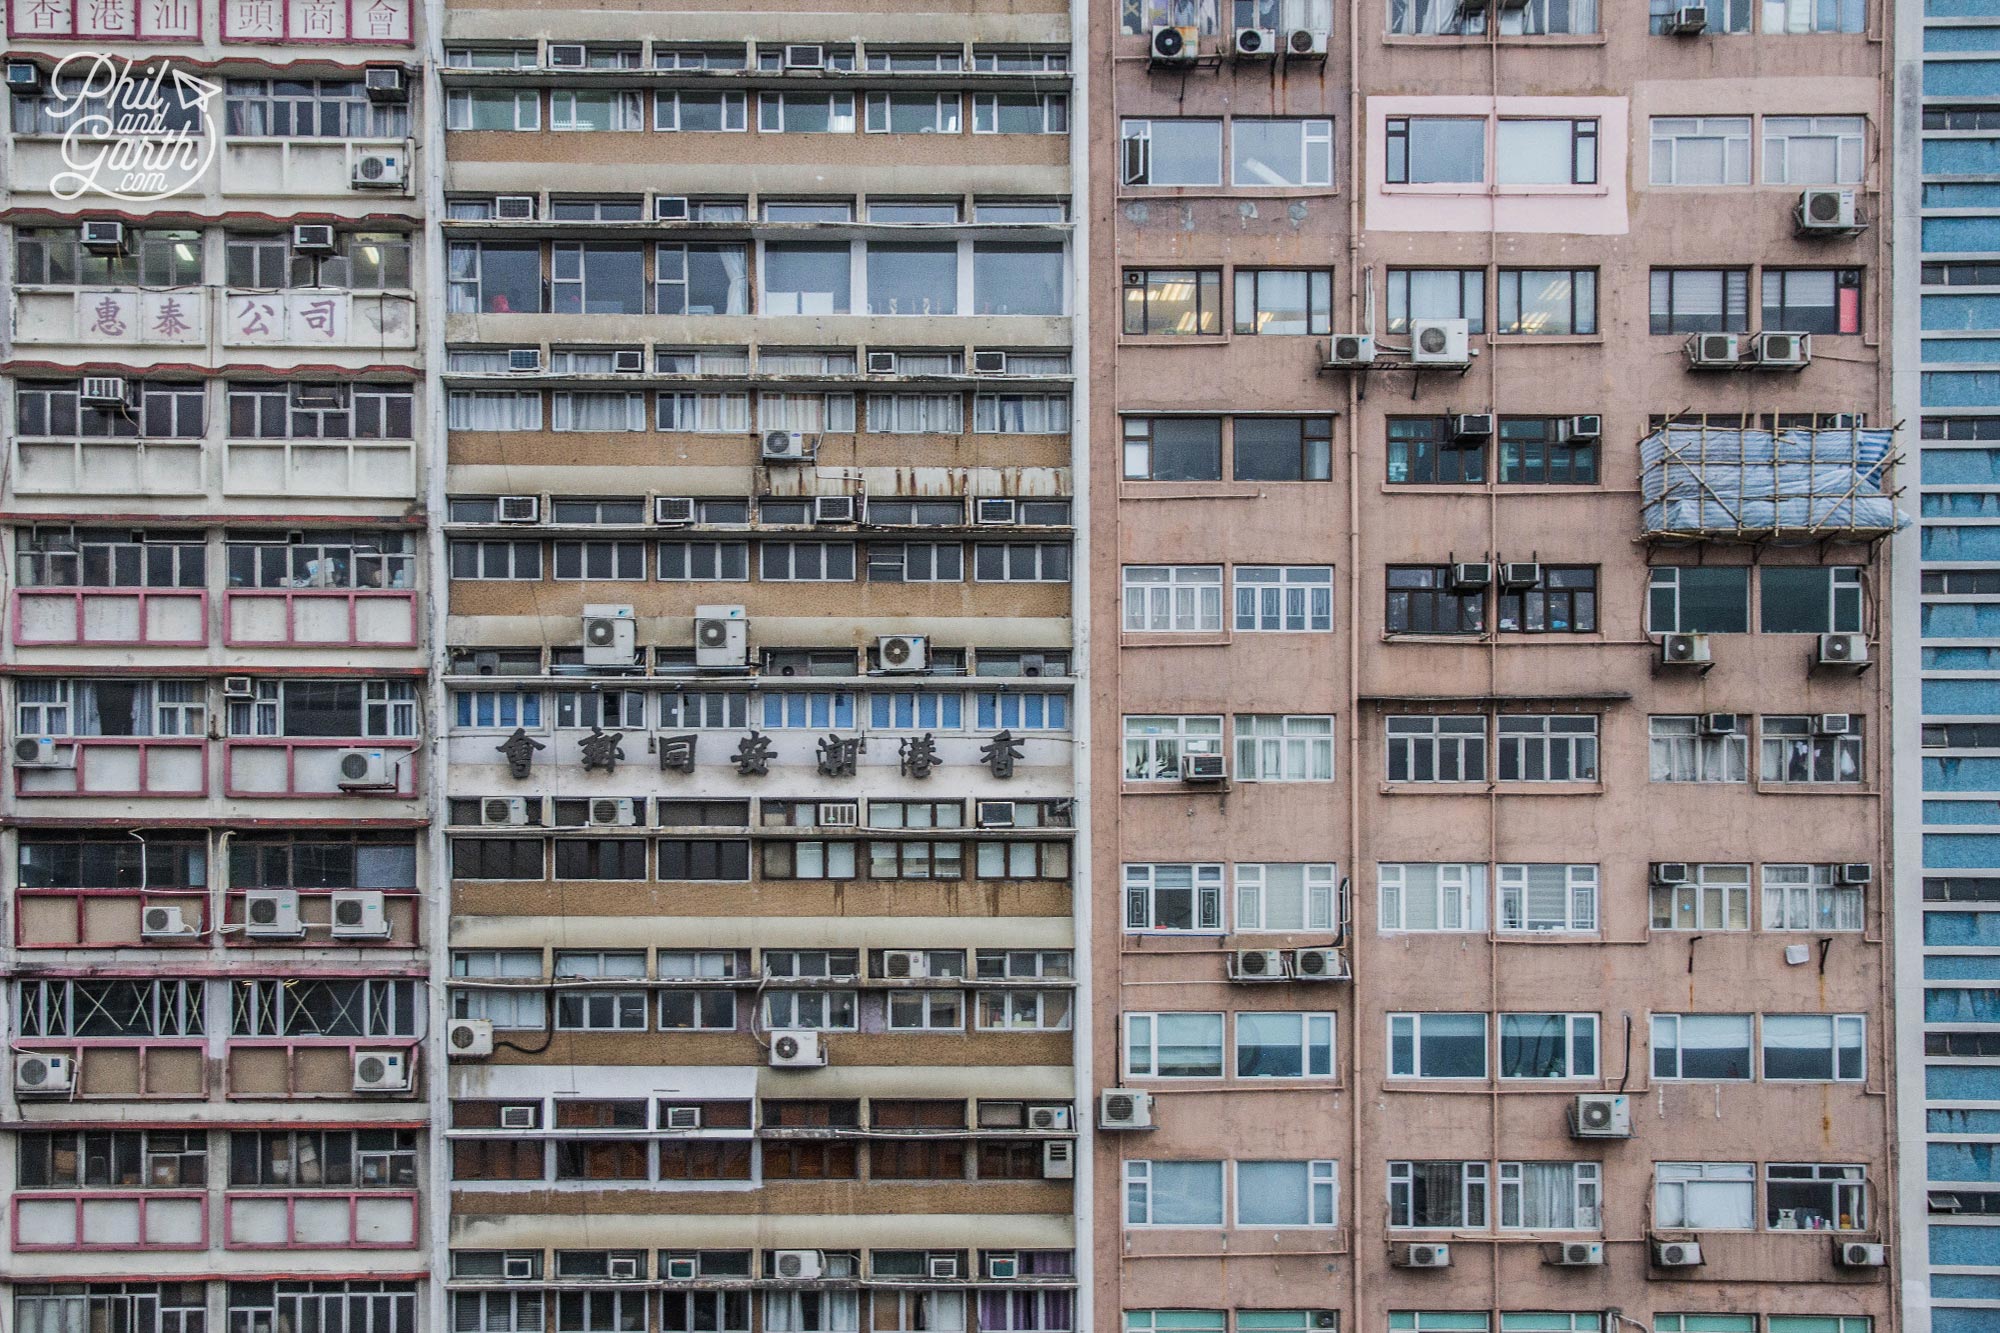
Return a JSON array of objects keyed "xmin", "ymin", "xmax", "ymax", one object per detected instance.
[
  {"xmin": 498, "ymin": 494, "xmax": 541, "ymax": 522},
  {"xmin": 1701, "ymin": 712, "xmax": 1739, "ymax": 735},
  {"xmin": 1149, "ymin": 24, "xmax": 1199, "ymax": 63},
  {"xmin": 546, "ymin": 43, "xmax": 586, "ymax": 66},
  {"xmin": 330, "ymin": 890, "xmax": 390, "ymax": 939},
  {"xmin": 664, "ymin": 1257, "xmax": 700, "ymax": 1281},
  {"xmin": 1549, "ymin": 1242, "xmax": 1605, "ymax": 1267},
  {"xmin": 81, "ymin": 220, "xmax": 127, "ymax": 254},
  {"xmin": 928, "ymin": 1254, "xmax": 962, "ymax": 1279},
  {"xmin": 350, "ymin": 152, "xmax": 407, "ymax": 190},
  {"xmin": 1180, "ymin": 752, "xmax": 1227, "ymax": 782},
  {"xmin": 608, "ymin": 1256, "xmax": 642, "ymax": 1280},
  {"xmin": 1836, "ymin": 1241, "xmax": 1887, "ymax": 1268},
  {"xmin": 1816, "ymin": 713, "xmax": 1854, "ymax": 735},
  {"xmin": 483, "ymin": 797, "xmax": 531, "ymax": 826},
  {"xmin": 1451, "ymin": 561, "xmax": 1493, "ymax": 592},
  {"xmin": 986, "ymin": 1254, "xmax": 1021, "ymax": 1280},
  {"xmin": 1563, "ymin": 414, "xmax": 1603, "ymax": 441},
  {"xmin": 1042, "ymin": 1140, "xmax": 1075, "ymax": 1179},
  {"xmin": 365, "ymin": 65, "xmax": 408, "ymax": 103},
  {"xmin": 817, "ymin": 801, "xmax": 860, "ymax": 828},
  {"xmin": 1391, "ymin": 1243, "xmax": 1451, "ymax": 1269},
  {"xmin": 496, "ymin": 195, "xmax": 538, "ymax": 221},
  {"xmin": 770, "ymin": 1031, "xmax": 827, "ymax": 1068},
  {"xmin": 867, "ymin": 351, "xmax": 899, "ymax": 375},
  {"xmin": 1286, "ymin": 27, "xmax": 1330, "ymax": 54},
  {"xmin": 352, "ymin": 1049, "xmax": 412, "ymax": 1092},
  {"xmin": 655, "ymin": 196, "xmax": 690, "ymax": 221},
  {"xmin": 1666, "ymin": 3, "xmax": 1708, "ymax": 30},
  {"xmin": 813, "ymin": 495, "xmax": 861, "ymax": 525},
  {"xmin": 1411, "ymin": 319, "xmax": 1471, "ymax": 366},
  {"xmin": 611, "ymin": 349, "xmax": 644, "ymax": 373},
  {"xmin": 245, "ymin": 889, "xmax": 304, "ymax": 937},
  {"xmin": 976, "ymin": 800, "xmax": 1016, "ymax": 828},
  {"xmin": 1229, "ymin": 949, "xmax": 1289, "ymax": 981},
  {"xmin": 694, "ymin": 604, "xmax": 750, "ymax": 668},
  {"xmin": 1501, "ymin": 561, "xmax": 1542, "ymax": 590},
  {"xmin": 1798, "ymin": 188, "xmax": 1858, "ymax": 234},
  {"xmin": 1650, "ymin": 862, "xmax": 1692, "ymax": 886},
  {"xmin": 1685, "ymin": 333, "xmax": 1742, "ymax": 369},
  {"xmin": 5, "ymin": 60, "xmax": 45, "ymax": 92},
  {"xmin": 336, "ymin": 748, "xmax": 394, "ymax": 790},
  {"xmin": 1099, "ymin": 1088, "xmax": 1155, "ymax": 1129},
  {"xmin": 588, "ymin": 797, "xmax": 635, "ymax": 827},
  {"xmin": 222, "ymin": 675, "xmax": 255, "ymax": 698},
  {"xmin": 81, "ymin": 377, "xmax": 130, "ymax": 407},
  {"xmin": 1324, "ymin": 333, "xmax": 1377, "ymax": 367},
  {"xmin": 447, "ymin": 1018, "xmax": 494, "ymax": 1058},
  {"xmin": 1816, "ymin": 633, "xmax": 1869, "ymax": 668},
  {"xmin": 1659, "ymin": 632, "xmax": 1713, "ymax": 666},
  {"xmin": 1570, "ymin": 1092, "xmax": 1632, "ymax": 1138},
  {"xmin": 1292, "ymin": 948, "xmax": 1350, "ymax": 980},
  {"xmin": 291, "ymin": 224, "xmax": 337, "ymax": 252},
  {"xmin": 499, "ymin": 1104, "xmax": 537, "ymax": 1129},
  {"xmin": 582, "ymin": 604, "xmax": 637, "ymax": 666},
  {"xmin": 1453, "ymin": 413, "xmax": 1495, "ymax": 440},
  {"xmin": 1755, "ymin": 331, "xmax": 1812, "ymax": 369},
  {"xmin": 773, "ymin": 1249, "xmax": 825, "ymax": 1279},
  {"xmin": 652, "ymin": 496, "xmax": 697, "ymax": 526},
  {"xmin": 1839, "ymin": 862, "xmax": 1873, "ymax": 885},
  {"xmin": 784, "ymin": 44, "xmax": 825, "ymax": 69},
  {"xmin": 877, "ymin": 634, "xmax": 929, "ymax": 673},
  {"xmin": 763, "ymin": 430, "xmax": 816, "ymax": 462},
  {"xmin": 142, "ymin": 905, "xmax": 196, "ymax": 939},
  {"xmin": 973, "ymin": 351, "xmax": 1008, "ymax": 375},
  {"xmin": 882, "ymin": 950, "xmax": 931, "ymax": 979},
  {"xmin": 976, "ymin": 498, "xmax": 1018, "ymax": 525},
  {"xmin": 1653, "ymin": 1241, "xmax": 1703, "ymax": 1268},
  {"xmin": 1028, "ymin": 1104, "xmax": 1073, "ymax": 1131},
  {"xmin": 663, "ymin": 1104, "xmax": 703, "ymax": 1130},
  {"xmin": 14, "ymin": 1053, "xmax": 75, "ymax": 1095},
  {"xmin": 1234, "ymin": 26, "xmax": 1278, "ymax": 55},
  {"xmin": 13, "ymin": 737, "xmax": 70, "ymax": 768}
]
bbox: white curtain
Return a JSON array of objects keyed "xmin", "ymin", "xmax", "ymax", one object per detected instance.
[
  {"xmin": 660, "ymin": 393, "xmax": 751, "ymax": 433},
  {"xmin": 449, "ymin": 391, "xmax": 542, "ymax": 431},
  {"xmin": 975, "ymin": 393, "xmax": 1070, "ymax": 434},
  {"xmin": 1517, "ymin": 1162, "xmax": 1581, "ymax": 1227},
  {"xmin": 552, "ymin": 392, "xmax": 644, "ymax": 432},
  {"xmin": 867, "ymin": 393, "xmax": 963, "ymax": 434}
]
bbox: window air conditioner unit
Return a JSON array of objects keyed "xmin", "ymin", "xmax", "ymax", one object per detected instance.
[
  {"xmin": 1500, "ymin": 561, "xmax": 1542, "ymax": 589},
  {"xmin": 1797, "ymin": 188, "xmax": 1858, "ymax": 234},
  {"xmin": 1324, "ymin": 334, "xmax": 1376, "ymax": 367},
  {"xmin": 245, "ymin": 889, "xmax": 304, "ymax": 937},
  {"xmin": 1659, "ymin": 632, "xmax": 1712, "ymax": 666},
  {"xmin": 222, "ymin": 675, "xmax": 256, "ymax": 698},
  {"xmin": 763, "ymin": 430, "xmax": 816, "ymax": 462},
  {"xmin": 608, "ymin": 1256, "xmax": 642, "ymax": 1280},
  {"xmin": 813, "ymin": 495, "xmax": 861, "ymax": 525},
  {"xmin": 1286, "ymin": 27, "xmax": 1329, "ymax": 54},
  {"xmin": 13, "ymin": 737, "xmax": 70, "ymax": 768},
  {"xmin": 1411, "ymin": 319, "xmax": 1471, "ymax": 366},
  {"xmin": 1650, "ymin": 862, "xmax": 1692, "ymax": 886},
  {"xmin": 1666, "ymin": 4, "xmax": 1708, "ymax": 31},
  {"xmin": 588, "ymin": 797, "xmax": 635, "ymax": 827},
  {"xmin": 547, "ymin": 43, "xmax": 586, "ymax": 67},
  {"xmin": 612, "ymin": 350, "xmax": 645, "ymax": 373},
  {"xmin": 350, "ymin": 152, "xmax": 407, "ymax": 189},
  {"xmin": 6, "ymin": 60, "xmax": 45, "ymax": 92},
  {"xmin": 81, "ymin": 220, "xmax": 127, "ymax": 254},
  {"xmin": 1754, "ymin": 331, "xmax": 1811, "ymax": 369},
  {"xmin": 1548, "ymin": 1242, "xmax": 1605, "ymax": 1267},
  {"xmin": 877, "ymin": 634, "xmax": 928, "ymax": 673},
  {"xmin": 503, "ymin": 349, "xmax": 544, "ymax": 376},
  {"xmin": 1098, "ymin": 1088, "xmax": 1154, "ymax": 1129},
  {"xmin": 352, "ymin": 1049, "xmax": 412, "ymax": 1092},
  {"xmin": 663, "ymin": 1105, "xmax": 703, "ymax": 1130},
  {"xmin": 1450, "ymin": 561, "xmax": 1493, "ymax": 592},
  {"xmin": 773, "ymin": 1249, "xmax": 825, "ymax": 1279},
  {"xmin": 14, "ymin": 1053, "xmax": 75, "ymax": 1095},
  {"xmin": 336, "ymin": 747, "xmax": 394, "ymax": 789},
  {"xmin": 330, "ymin": 890, "xmax": 390, "ymax": 939},
  {"xmin": 1816, "ymin": 632, "xmax": 1869, "ymax": 668},
  {"xmin": 1180, "ymin": 752, "xmax": 1227, "ymax": 782},
  {"xmin": 498, "ymin": 494, "xmax": 541, "ymax": 522},
  {"xmin": 769, "ymin": 1031, "xmax": 827, "ymax": 1068},
  {"xmin": 1570, "ymin": 1092, "xmax": 1632, "ymax": 1138},
  {"xmin": 483, "ymin": 797, "xmax": 530, "ymax": 826},
  {"xmin": 1685, "ymin": 332, "xmax": 1741, "ymax": 369},
  {"xmin": 784, "ymin": 44, "xmax": 825, "ymax": 68},
  {"xmin": 1563, "ymin": 414, "xmax": 1603, "ymax": 441},
  {"xmin": 81, "ymin": 376, "xmax": 130, "ymax": 407},
  {"xmin": 976, "ymin": 498, "xmax": 1017, "ymax": 525},
  {"xmin": 1839, "ymin": 862, "xmax": 1873, "ymax": 885},
  {"xmin": 655, "ymin": 196, "xmax": 690, "ymax": 221},
  {"xmin": 448, "ymin": 1018, "xmax": 494, "ymax": 1058},
  {"xmin": 1452, "ymin": 413, "xmax": 1495, "ymax": 440},
  {"xmin": 664, "ymin": 1257, "xmax": 700, "ymax": 1281},
  {"xmin": 582, "ymin": 604, "xmax": 637, "ymax": 666},
  {"xmin": 986, "ymin": 1254, "xmax": 1021, "ymax": 1280},
  {"xmin": 1292, "ymin": 948, "xmax": 1349, "ymax": 980},
  {"xmin": 866, "ymin": 351, "xmax": 899, "ymax": 375},
  {"xmin": 817, "ymin": 801, "xmax": 860, "ymax": 828},
  {"xmin": 1653, "ymin": 1241, "xmax": 1703, "ymax": 1268},
  {"xmin": 1701, "ymin": 712, "xmax": 1739, "ymax": 735},
  {"xmin": 882, "ymin": 950, "xmax": 932, "ymax": 979},
  {"xmin": 363, "ymin": 65, "xmax": 409, "ymax": 101},
  {"xmin": 142, "ymin": 905, "xmax": 196, "ymax": 939},
  {"xmin": 1229, "ymin": 949, "xmax": 1289, "ymax": 981},
  {"xmin": 927, "ymin": 1254, "xmax": 963, "ymax": 1279},
  {"xmin": 1391, "ymin": 1243, "xmax": 1451, "ymax": 1269},
  {"xmin": 1149, "ymin": 24, "xmax": 1199, "ymax": 63},
  {"xmin": 1041, "ymin": 1140, "xmax": 1075, "ymax": 1179},
  {"xmin": 656, "ymin": 496, "xmax": 696, "ymax": 525},
  {"xmin": 694, "ymin": 605, "xmax": 750, "ymax": 668},
  {"xmin": 973, "ymin": 351, "xmax": 1008, "ymax": 375},
  {"xmin": 1836, "ymin": 1242, "xmax": 1887, "ymax": 1268},
  {"xmin": 496, "ymin": 195, "xmax": 538, "ymax": 220},
  {"xmin": 1028, "ymin": 1104, "xmax": 1073, "ymax": 1131},
  {"xmin": 291, "ymin": 224, "xmax": 337, "ymax": 253},
  {"xmin": 1816, "ymin": 713, "xmax": 1854, "ymax": 735},
  {"xmin": 499, "ymin": 1105, "xmax": 537, "ymax": 1130},
  {"xmin": 976, "ymin": 800, "xmax": 1016, "ymax": 828},
  {"xmin": 1234, "ymin": 26, "xmax": 1278, "ymax": 55}
]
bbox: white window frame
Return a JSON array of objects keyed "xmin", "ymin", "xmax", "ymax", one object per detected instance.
[
  {"xmin": 1496, "ymin": 863, "xmax": 1599, "ymax": 934},
  {"xmin": 1497, "ymin": 1011, "xmax": 1599, "ymax": 1080},
  {"xmin": 1123, "ymin": 714, "xmax": 1225, "ymax": 781},
  {"xmin": 762, "ymin": 989, "xmax": 859, "ymax": 1031},
  {"xmin": 1497, "ymin": 1160, "xmax": 1601, "ymax": 1231},
  {"xmin": 1761, "ymin": 115, "xmax": 1866, "ymax": 185},
  {"xmin": 1234, "ymin": 1159, "xmax": 1339, "ymax": 1227},
  {"xmin": 1233, "ymin": 564, "xmax": 1334, "ymax": 631},
  {"xmin": 1654, "ymin": 1161, "xmax": 1755, "ymax": 1230},
  {"xmin": 1377, "ymin": 863, "xmax": 1488, "ymax": 933},
  {"xmin": 886, "ymin": 989, "xmax": 964, "ymax": 1031},
  {"xmin": 549, "ymin": 88, "xmax": 644, "ymax": 132},
  {"xmin": 1230, "ymin": 118, "xmax": 1335, "ymax": 187},
  {"xmin": 1124, "ymin": 1159, "xmax": 1225, "ymax": 1227},
  {"xmin": 654, "ymin": 90, "xmax": 747, "ymax": 132},
  {"xmin": 1761, "ymin": 1012, "xmax": 1866, "ymax": 1082},
  {"xmin": 1762, "ymin": 863, "xmax": 1864, "ymax": 931},
  {"xmin": 1648, "ymin": 116, "xmax": 1751, "ymax": 186},
  {"xmin": 1122, "ymin": 564, "xmax": 1225, "ymax": 633},
  {"xmin": 863, "ymin": 92, "xmax": 961, "ymax": 134},
  {"xmin": 1120, "ymin": 118, "xmax": 1225, "ymax": 187},
  {"xmin": 1650, "ymin": 1013, "xmax": 1755, "ymax": 1081},
  {"xmin": 1123, "ymin": 1011, "xmax": 1226, "ymax": 1079},
  {"xmin": 1648, "ymin": 714, "xmax": 1749, "ymax": 783},
  {"xmin": 1387, "ymin": 1160, "xmax": 1489, "ymax": 1229},
  {"xmin": 1233, "ymin": 862, "xmax": 1337, "ymax": 932},
  {"xmin": 1233, "ymin": 1011, "xmax": 1336, "ymax": 1079},
  {"xmin": 1387, "ymin": 1012, "xmax": 1489, "ymax": 1079},
  {"xmin": 1233, "ymin": 714, "xmax": 1335, "ymax": 782},
  {"xmin": 757, "ymin": 92, "xmax": 856, "ymax": 133},
  {"xmin": 1124, "ymin": 862, "xmax": 1225, "ymax": 934},
  {"xmin": 1651, "ymin": 862, "xmax": 1752, "ymax": 931}
]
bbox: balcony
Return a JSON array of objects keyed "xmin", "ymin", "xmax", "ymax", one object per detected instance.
[
  {"xmin": 225, "ymin": 590, "xmax": 419, "ymax": 647},
  {"xmin": 15, "ymin": 588, "xmax": 208, "ymax": 647},
  {"xmin": 14, "ymin": 738, "xmax": 209, "ymax": 799},
  {"xmin": 223, "ymin": 1190, "xmax": 421, "ymax": 1248},
  {"xmin": 13, "ymin": 1190, "xmax": 208, "ymax": 1251},
  {"xmin": 223, "ymin": 738, "xmax": 421, "ymax": 799}
]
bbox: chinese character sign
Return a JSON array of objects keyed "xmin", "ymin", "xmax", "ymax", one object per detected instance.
[
  {"xmin": 73, "ymin": 290, "xmax": 204, "ymax": 344},
  {"xmin": 218, "ymin": 0, "xmax": 411, "ymax": 42},
  {"xmin": 12, "ymin": 0, "xmax": 201, "ymax": 35}
]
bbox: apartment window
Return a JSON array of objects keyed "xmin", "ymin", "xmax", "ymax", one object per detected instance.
[
  {"xmin": 1497, "ymin": 1161, "xmax": 1600, "ymax": 1230},
  {"xmin": 1123, "ymin": 566, "xmax": 1224, "ymax": 632},
  {"xmin": 1234, "ymin": 1012, "xmax": 1336, "ymax": 1078},
  {"xmin": 1649, "ymin": 269, "xmax": 1752, "ymax": 334},
  {"xmin": 447, "ymin": 242, "xmax": 542, "ymax": 315},
  {"xmin": 1121, "ymin": 119, "xmax": 1225, "ymax": 186},
  {"xmin": 1764, "ymin": 0, "xmax": 1863, "ymax": 34},
  {"xmin": 654, "ymin": 244, "xmax": 749, "ymax": 316},
  {"xmin": 226, "ymin": 383, "xmax": 412, "ymax": 439},
  {"xmin": 1235, "ymin": 270, "xmax": 1333, "ymax": 335},
  {"xmin": 452, "ymin": 951, "xmax": 546, "ymax": 1028},
  {"xmin": 972, "ymin": 542, "xmax": 1068, "ymax": 582},
  {"xmin": 551, "ymin": 840, "xmax": 648, "ymax": 881},
  {"xmin": 1498, "ymin": 1013, "xmax": 1597, "ymax": 1080},
  {"xmin": 451, "ymin": 839, "xmax": 545, "ymax": 879},
  {"xmin": 654, "ymin": 91, "xmax": 747, "ymax": 132},
  {"xmin": 1386, "ymin": 567, "xmax": 1485, "ymax": 635},
  {"xmin": 866, "ymin": 542, "xmax": 963, "ymax": 583},
  {"xmin": 1497, "ymin": 568, "xmax": 1597, "ymax": 634},
  {"xmin": 1761, "ymin": 566, "xmax": 1864, "ymax": 632},
  {"xmin": 1385, "ymin": 117, "xmax": 1485, "ymax": 184},
  {"xmin": 1124, "ymin": 715, "xmax": 1223, "ymax": 780},
  {"xmin": 1496, "ymin": 119, "xmax": 1597, "ymax": 185},
  {"xmin": 1764, "ymin": 864, "xmax": 1864, "ymax": 931},
  {"xmin": 1124, "ymin": 416, "xmax": 1223, "ymax": 479},
  {"xmin": 763, "ymin": 244, "xmax": 852, "ymax": 316},
  {"xmin": 1656, "ymin": 1163, "xmax": 1756, "ymax": 1230},
  {"xmin": 1648, "ymin": 0, "xmax": 1753, "ymax": 29},
  {"xmin": 1761, "ymin": 270, "xmax": 1862, "ymax": 335},
  {"xmin": 1389, "ymin": 1013, "xmax": 1487, "ymax": 1078},
  {"xmin": 1123, "ymin": 271, "xmax": 1224, "ymax": 337},
  {"xmin": 1649, "ymin": 117, "xmax": 1751, "ymax": 185},
  {"xmin": 657, "ymin": 541, "xmax": 750, "ymax": 582},
  {"xmin": 1760, "ymin": 715, "xmax": 1863, "ymax": 784},
  {"xmin": 554, "ymin": 690, "xmax": 645, "ymax": 729},
  {"xmin": 1388, "ymin": 417, "xmax": 1483, "ymax": 484},
  {"xmin": 18, "ymin": 680, "xmax": 204, "ymax": 738},
  {"xmin": 1388, "ymin": 1161, "xmax": 1488, "ymax": 1227},
  {"xmin": 1767, "ymin": 1164, "xmax": 1867, "ymax": 1230},
  {"xmin": 1234, "ymin": 716, "xmax": 1335, "ymax": 782},
  {"xmin": 973, "ymin": 243, "xmax": 1065, "ymax": 316},
  {"xmin": 1386, "ymin": 715, "xmax": 1486, "ymax": 782},
  {"xmin": 758, "ymin": 93, "xmax": 856, "ymax": 133},
  {"xmin": 1497, "ymin": 269, "xmax": 1597, "ymax": 335},
  {"xmin": 551, "ymin": 90, "xmax": 643, "ymax": 132},
  {"xmin": 1234, "ymin": 863, "xmax": 1337, "ymax": 930},
  {"xmin": 1647, "ymin": 567, "xmax": 1750, "ymax": 633},
  {"xmin": 1763, "ymin": 116, "xmax": 1865, "ymax": 184},
  {"xmin": 19, "ymin": 227, "xmax": 203, "ymax": 287},
  {"xmin": 452, "ymin": 690, "xmax": 542, "ymax": 730},
  {"xmin": 1232, "ymin": 119, "xmax": 1334, "ymax": 187},
  {"xmin": 763, "ymin": 991, "xmax": 858, "ymax": 1030},
  {"xmin": 1125, "ymin": 1161, "xmax": 1225, "ymax": 1226},
  {"xmin": 974, "ymin": 392, "xmax": 1070, "ymax": 433},
  {"xmin": 1651, "ymin": 1014, "xmax": 1754, "ymax": 1080},
  {"xmin": 232, "ymin": 978, "xmax": 416, "ymax": 1037},
  {"xmin": 551, "ymin": 244, "xmax": 645, "ymax": 316},
  {"xmin": 1125, "ymin": 1012, "xmax": 1225, "ymax": 1078},
  {"xmin": 1238, "ymin": 1161, "xmax": 1338, "ymax": 1226},
  {"xmin": 19, "ymin": 978, "xmax": 204, "ymax": 1037},
  {"xmin": 1496, "ymin": 715, "xmax": 1599, "ymax": 783},
  {"xmin": 1498, "ymin": 417, "xmax": 1597, "ymax": 484},
  {"xmin": 866, "ymin": 243, "xmax": 958, "ymax": 317},
  {"xmin": 1378, "ymin": 863, "xmax": 1487, "ymax": 932},
  {"xmin": 225, "ymin": 79, "xmax": 404, "ymax": 137},
  {"xmin": 1234, "ymin": 566, "xmax": 1334, "ymax": 631},
  {"xmin": 1235, "ymin": 417, "xmax": 1333, "ymax": 481},
  {"xmin": 1497, "ymin": 863, "xmax": 1599, "ymax": 932},
  {"xmin": 227, "ymin": 679, "xmax": 417, "ymax": 738},
  {"xmin": 1763, "ymin": 1014, "xmax": 1865, "ymax": 1081},
  {"xmin": 976, "ymin": 990, "xmax": 1072, "ymax": 1031},
  {"xmin": 449, "ymin": 390, "xmax": 543, "ymax": 432},
  {"xmin": 551, "ymin": 392, "xmax": 645, "ymax": 433},
  {"xmin": 887, "ymin": 991, "xmax": 964, "ymax": 1031},
  {"xmin": 1125, "ymin": 863, "xmax": 1224, "ymax": 932},
  {"xmin": 552, "ymin": 541, "xmax": 644, "ymax": 580},
  {"xmin": 447, "ymin": 89, "xmax": 538, "ymax": 130},
  {"xmin": 760, "ymin": 543, "xmax": 856, "ymax": 581},
  {"xmin": 1652, "ymin": 862, "xmax": 1752, "ymax": 930},
  {"xmin": 971, "ymin": 93, "xmax": 1069, "ymax": 134},
  {"xmin": 1389, "ymin": 273, "xmax": 1485, "ymax": 344},
  {"xmin": 864, "ymin": 93, "xmax": 961, "ymax": 134}
]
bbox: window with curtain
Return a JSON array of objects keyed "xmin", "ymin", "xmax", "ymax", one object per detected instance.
[
  {"xmin": 448, "ymin": 390, "xmax": 543, "ymax": 431},
  {"xmin": 866, "ymin": 393, "xmax": 964, "ymax": 434},
  {"xmin": 551, "ymin": 392, "xmax": 646, "ymax": 432},
  {"xmin": 1654, "ymin": 1162, "xmax": 1755, "ymax": 1229},
  {"xmin": 974, "ymin": 393, "xmax": 1071, "ymax": 433},
  {"xmin": 760, "ymin": 392, "xmax": 856, "ymax": 433},
  {"xmin": 1378, "ymin": 863, "xmax": 1487, "ymax": 932},
  {"xmin": 1498, "ymin": 1161, "xmax": 1600, "ymax": 1229},
  {"xmin": 658, "ymin": 392, "xmax": 752, "ymax": 433}
]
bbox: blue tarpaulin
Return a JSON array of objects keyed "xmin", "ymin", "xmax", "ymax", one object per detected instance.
[{"xmin": 1639, "ymin": 426, "xmax": 1903, "ymax": 538}]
